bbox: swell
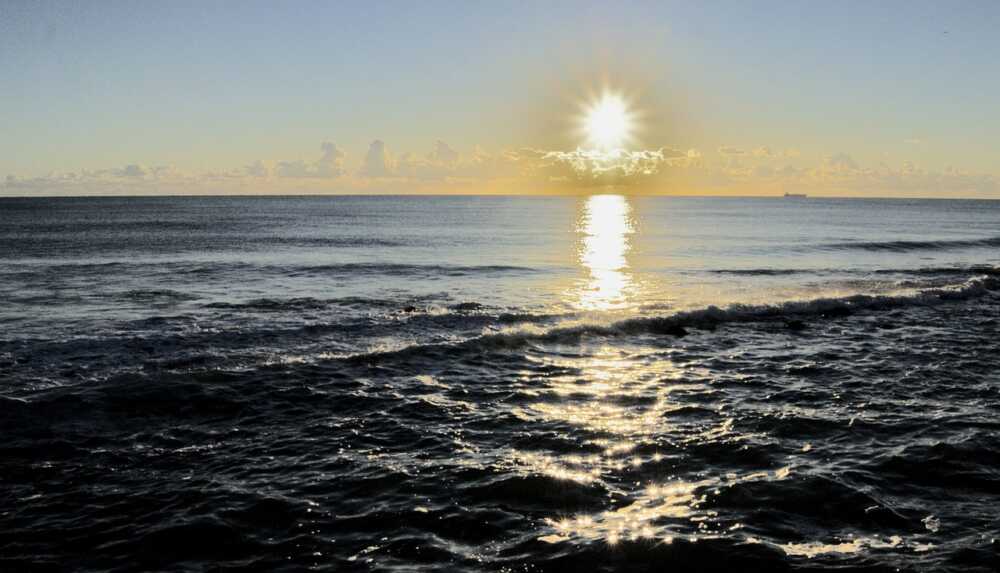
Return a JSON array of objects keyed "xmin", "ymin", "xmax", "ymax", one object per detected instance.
[
  {"xmin": 0, "ymin": 306, "xmax": 570, "ymax": 383},
  {"xmin": 196, "ymin": 262, "xmax": 538, "ymax": 277},
  {"xmin": 820, "ymin": 235, "xmax": 1000, "ymax": 253},
  {"xmin": 711, "ymin": 264, "xmax": 999, "ymax": 276},
  {"xmin": 709, "ymin": 268, "xmax": 811, "ymax": 276},
  {"xmin": 203, "ymin": 298, "xmax": 498, "ymax": 313},
  {"xmin": 0, "ymin": 260, "xmax": 541, "ymax": 278},
  {"xmin": 0, "ymin": 233, "xmax": 413, "ymax": 253}
]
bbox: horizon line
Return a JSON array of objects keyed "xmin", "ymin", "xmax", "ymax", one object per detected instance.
[{"xmin": 1, "ymin": 192, "xmax": 999, "ymax": 201}]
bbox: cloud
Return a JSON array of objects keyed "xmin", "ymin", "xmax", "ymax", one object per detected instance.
[
  {"xmin": 396, "ymin": 141, "xmax": 460, "ymax": 180},
  {"xmin": 654, "ymin": 144, "xmax": 1000, "ymax": 197},
  {"xmin": 268, "ymin": 141, "xmax": 345, "ymax": 178},
  {"xmin": 1, "ymin": 163, "xmax": 198, "ymax": 195},
  {"xmin": 718, "ymin": 145, "xmax": 798, "ymax": 160},
  {"xmin": 543, "ymin": 148, "xmax": 665, "ymax": 180},
  {"xmin": 661, "ymin": 147, "xmax": 702, "ymax": 166},
  {"xmin": 3, "ymin": 140, "xmax": 997, "ymax": 197},
  {"xmin": 526, "ymin": 146, "xmax": 702, "ymax": 186},
  {"xmin": 751, "ymin": 146, "xmax": 798, "ymax": 159},
  {"xmin": 273, "ymin": 160, "xmax": 310, "ymax": 178},
  {"xmin": 708, "ymin": 150, "xmax": 999, "ymax": 195},
  {"xmin": 359, "ymin": 140, "xmax": 392, "ymax": 177},
  {"xmin": 717, "ymin": 146, "xmax": 746, "ymax": 156},
  {"xmin": 244, "ymin": 159, "xmax": 270, "ymax": 177},
  {"xmin": 362, "ymin": 140, "xmax": 523, "ymax": 182},
  {"xmin": 118, "ymin": 164, "xmax": 147, "ymax": 177},
  {"xmin": 823, "ymin": 152, "xmax": 860, "ymax": 173},
  {"xmin": 316, "ymin": 141, "xmax": 346, "ymax": 177},
  {"xmin": 427, "ymin": 140, "xmax": 459, "ymax": 165},
  {"xmin": 350, "ymin": 141, "xmax": 698, "ymax": 186}
]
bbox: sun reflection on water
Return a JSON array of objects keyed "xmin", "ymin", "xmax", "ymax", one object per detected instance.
[
  {"xmin": 497, "ymin": 193, "xmax": 924, "ymax": 557},
  {"xmin": 538, "ymin": 467, "xmax": 795, "ymax": 547},
  {"xmin": 505, "ymin": 340, "xmax": 788, "ymax": 547},
  {"xmin": 506, "ymin": 195, "xmax": 807, "ymax": 549},
  {"xmin": 575, "ymin": 194, "xmax": 635, "ymax": 311}
]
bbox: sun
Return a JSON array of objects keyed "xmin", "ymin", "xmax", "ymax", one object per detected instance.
[{"xmin": 582, "ymin": 92, "xmax": 634, "ymax": 151}]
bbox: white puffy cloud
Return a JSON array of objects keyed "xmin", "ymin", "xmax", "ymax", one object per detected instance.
[{"xmin": 542, "ymin": 148, "xmax": 668, "ymax": 180}]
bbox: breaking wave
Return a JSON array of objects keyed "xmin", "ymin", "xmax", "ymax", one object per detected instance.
[{"xmin": 338, "ymin": 270, "xmax": 1000, "ymax": 364}]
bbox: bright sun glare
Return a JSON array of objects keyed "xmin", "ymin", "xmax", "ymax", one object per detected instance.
[{"xmin": 583, "ymin": 93, "xmax": 633, "ymax": 151}]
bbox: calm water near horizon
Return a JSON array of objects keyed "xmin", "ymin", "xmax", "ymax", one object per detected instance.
[{"xmin": 2, "ymin": 195, "xmax": 999, "ymax": 571}]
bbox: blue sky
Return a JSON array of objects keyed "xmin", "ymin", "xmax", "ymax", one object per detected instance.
[{"xmin": 2, "ymin": 1, "xmax": 998, "ymax": 195}]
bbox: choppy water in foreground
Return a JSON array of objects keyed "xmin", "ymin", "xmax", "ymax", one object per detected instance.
[{"xmin": 2, "ymin": 195, "xmax": 999, "ymax": 572}]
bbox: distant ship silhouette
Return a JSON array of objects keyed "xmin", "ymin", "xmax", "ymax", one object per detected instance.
[{"xmin": 784, "ymin": 192, "xmax": 807, "ymax": 198}]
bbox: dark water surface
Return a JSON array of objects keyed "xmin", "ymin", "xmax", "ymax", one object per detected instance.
[{"xmin": 2, "ymin": 196, "xmax": 999, "ymax": 571}]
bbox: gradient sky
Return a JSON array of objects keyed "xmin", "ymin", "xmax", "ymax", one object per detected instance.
[{"xmin": 2, "ymin": 1, "xmax": 998, "ymax": 196}]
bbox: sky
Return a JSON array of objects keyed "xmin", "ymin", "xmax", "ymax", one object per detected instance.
[{"xmin": 2, "ymin": 0, "xmax": 999, "ymax": 197}]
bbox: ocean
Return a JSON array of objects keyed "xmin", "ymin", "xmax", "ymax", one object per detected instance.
[{"xmin": 1, "ymin": 195, "xmax": 999, "ymax": 572}]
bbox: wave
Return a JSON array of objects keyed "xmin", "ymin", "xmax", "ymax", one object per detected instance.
[
  {"xmin": 340, "ymin": 272, "xmax": 1000, "ymax": 364},
  {"xmin": 109, "ymin": 289, "xmax": 201, "ymax": 302},
  {"xmin": 203, "ymin": 298, "xmax": 523, "ymax": 314},
  {"xmin": 1, "ymin": 260, "xmax": 541, "ymax": 279},
  {"xmin": 710, "ymin": 265, "xmax": 1000, "ymax": 279},
  {"xmin": 709, "ymin": 269, "xmax": 811, "ymax": 276},
  {"xmin": 614, "ymin": 272, "xmax": 997, "ymax": 334},
  {"xmin": 0, "ymin": 233, "xmax": 411, "ymax": 249},
  {"xmin": 204, "ymin": 297, "xmax": 332, "ymax": 312},
  {"xmin": 821, "ymin": 235, "xmax": 1000, "ymax": 253},
  {"xmin": 873, "ymin": 264, "xmax": 1000, "ymax": 276},
  {"xmin": 275, "ymin": 263, "xmax": 537, "ymax": 278}
]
